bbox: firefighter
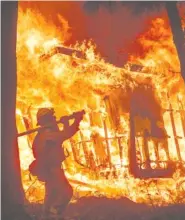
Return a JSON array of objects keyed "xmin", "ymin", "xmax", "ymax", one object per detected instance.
[{"xmin": 29, "ymin": 108, "xmax": 84, "ymax": 217}]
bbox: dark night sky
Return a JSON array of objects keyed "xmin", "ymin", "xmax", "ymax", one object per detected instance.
[{"xmin": 19, "ymin": 1, "xmax": 184, "ymax": 67}]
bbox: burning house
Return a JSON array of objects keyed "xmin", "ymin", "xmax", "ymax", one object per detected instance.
[{"xmin": 16, "ymin": 4, "xmax": 185, "ymax": 206}]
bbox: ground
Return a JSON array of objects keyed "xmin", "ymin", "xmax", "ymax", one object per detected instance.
[{"xmin": 25, "ymin": 196, "xmax": 185, "ymax": 220}]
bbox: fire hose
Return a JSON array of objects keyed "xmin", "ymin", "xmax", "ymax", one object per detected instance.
[{"xmin": 17, "ymin": 110, "xmax": 85, "ymax": 137}]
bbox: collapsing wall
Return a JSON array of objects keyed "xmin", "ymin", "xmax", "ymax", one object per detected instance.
[{"xmin": 80, "ymin": 85, "xmax": 184, "ymax": 178}]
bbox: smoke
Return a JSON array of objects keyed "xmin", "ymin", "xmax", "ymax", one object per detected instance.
[{"xmin": 19, "ymin": 1, "xmax": 167, "ymax": 67}]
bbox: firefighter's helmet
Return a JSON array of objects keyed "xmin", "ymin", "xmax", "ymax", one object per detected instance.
[{"xmin": 36, "ymin": 108, "xmax": 55, "ymax": 126}]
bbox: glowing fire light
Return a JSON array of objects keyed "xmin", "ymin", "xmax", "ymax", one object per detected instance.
[{"xmin": 16, "ymin": 7, "xmax": 185, "ymax": 205}]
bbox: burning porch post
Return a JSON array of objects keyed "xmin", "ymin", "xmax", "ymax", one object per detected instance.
[
  {"xmin": 88, "ymin": 150, "xmax": 96, "ymax": 171},
  {"xmin": 104, "ymin": 95, "xmax": 120, "ymax": 131},
  {"xmin": 152, "ymin": 139, "xmax": 160, "ymax": 167},
  {"xmin": 143, "ymin": 130, "xmax": 151, "ymax": 169},
  {"xmin": 92, "ymin": 133, "xmax": 107, "ymax": 167},
  {"xmin": 103, "ymin": 119, "xmax": 112, "ymax": 168},
  {"xmin": 155, "ymin": 137, "xmax": 170, "ymax": 162},
  {"xmin": 167, "ymin": 92, "xmax": 182, "ymax": 161},
  {"xmin": 69, "ymin": 138, "xmax": 79, "ymax": 163},
  {"xmin": 129, "ymin": 110, "xmax": 138, "ymax": 175},
  {"xmin": 89, "ymin": 111, "xmax": 107, "ymax": 167},
  {"xmin": 118, "ymin": 137, "xmax": 123, "ymax": 167},
  {"xmin": 177, "ymin": 95, "xmax": 185, "ymax": 137},
  {"xmin": 79, "ymin": 131, "xmax": 89, "ymax": 166}
]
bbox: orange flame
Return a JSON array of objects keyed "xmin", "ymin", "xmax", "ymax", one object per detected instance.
[{"xmin": 17, "ymin": 7, "xmax": 185, "ymax": 205}]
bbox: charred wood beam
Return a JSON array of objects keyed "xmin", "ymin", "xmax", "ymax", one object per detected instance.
[
  {"xmin": 39, "ymin": 46, "xmax": 86, "ymax": 61},
  {"xmin": 136, "ymin": 166, "xmax": 175, "ymax": 179}
]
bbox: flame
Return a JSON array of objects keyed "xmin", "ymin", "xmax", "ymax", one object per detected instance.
[
  {"xmin": 129, "ymin": 18, "xmax": 181, "ymax": 73},
  {"xmin": 17, "ymin": 6, "xmax": 185, "ymax": 205}
]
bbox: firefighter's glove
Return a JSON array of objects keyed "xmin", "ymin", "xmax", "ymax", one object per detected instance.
[{"xmin": 73, "ymin": 110, "xmax": 85, "ymax": 120}]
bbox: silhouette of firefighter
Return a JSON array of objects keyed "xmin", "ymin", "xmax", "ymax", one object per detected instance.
[{"xmin": 29, "ymin": 108, "xmax": 85, "ymax": 215}]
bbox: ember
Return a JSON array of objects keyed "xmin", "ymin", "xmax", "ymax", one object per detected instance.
[{"xmin": 16, "ymin": 6, "xmax": 185, "ymax": 206}]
